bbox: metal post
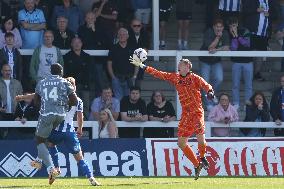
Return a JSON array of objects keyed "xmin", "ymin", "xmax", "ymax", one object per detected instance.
[
  {"xmin": 176, "ymin": 51, "xmax": 183, "ymax": 120},
  {"xmin": 205, "ymin": 122, "xmax": 212, "ymax": 137},
  {"xmin": 152, "ymin": 0, "xmax": 159, "ymax": 61}
]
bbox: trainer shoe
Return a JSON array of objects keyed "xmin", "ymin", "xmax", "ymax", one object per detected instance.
[
  {"xmin": 194, "ymin": 162, "xmax": 204, "ymax": 180},
  {"xmin": 55, "ymin": 167, "xmax": 61, "ymax": 175},
  {"xmin": 159, "ymin": 44, "xmax": 166, "ymax": 50},
  {"xmin": 48, "ymin": 167, "xmax": 60, "ymax": 185},
  {"xmin": 200, "ymin": 157, "xmax": 209, "ymax": 170},
  {"xmin": 89, "ymin": 177, "xmax": 101, "ymax": 186},
  {"xmin": 30, "ymin": 160, "xmax": 42, "ymax": 169}
]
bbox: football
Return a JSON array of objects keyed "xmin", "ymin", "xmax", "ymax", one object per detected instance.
[{"xmin": 133, "ymin": 48, "xmax": 148, "ymax": 62}]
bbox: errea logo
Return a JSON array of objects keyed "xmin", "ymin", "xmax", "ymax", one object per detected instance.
[{"xmin": 0, "ymin": 152, "xmax": 38, "ymax": 177}]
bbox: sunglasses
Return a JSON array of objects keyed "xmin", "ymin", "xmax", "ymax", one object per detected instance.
[{"xmin": 132, "ymin": 25, "xmax": 142, "ymax": 28}]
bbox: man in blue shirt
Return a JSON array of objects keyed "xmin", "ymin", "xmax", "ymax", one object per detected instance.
[{"xmin": 18, "ymin": 0, "xmax": 46, "ymax": 49}]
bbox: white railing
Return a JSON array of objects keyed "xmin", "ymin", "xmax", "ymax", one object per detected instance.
[
  {"xmin": 18, "ymin": 49, "xmax": 284, "ymax": 120},
  {"xmin": 2, "ymin": 121, "xmax": 284, "ymax": 139}
]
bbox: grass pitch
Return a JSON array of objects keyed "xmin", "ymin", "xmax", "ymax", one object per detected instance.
[{"xmin": 1, "ymin": 177, "xmax": 284, "ymax": 189}]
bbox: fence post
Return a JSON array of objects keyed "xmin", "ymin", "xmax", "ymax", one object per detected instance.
[
  {"xmin": 176, "ymin": 51, "xmax": 183, "ymax": 120},
  {"xmin": 205, "ymin": 122, "xmax": 212, "ymax": 137},
  {"xmin": 152, "ymin": 0, "xmax": 159, "ymax": 61}
]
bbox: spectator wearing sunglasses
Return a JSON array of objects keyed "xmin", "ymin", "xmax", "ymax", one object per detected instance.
[{"xmin": 128, "ymin": 19, "xmax": 150, "ymax": 88}]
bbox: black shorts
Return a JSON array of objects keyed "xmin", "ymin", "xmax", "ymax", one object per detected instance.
[
  {"xmin": 176, "ymin": 11, "xmax": 192, "ymax": 20},
  {"xmin": 160, "ymin": 10, "xmax": 171, "ymax": 22},
  {"xmin": 250, "ymin": 35, "xmax": 268, "ymax": 51}
]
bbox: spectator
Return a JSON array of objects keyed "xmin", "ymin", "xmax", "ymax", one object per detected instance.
[
  {"xmin": 159, "ymin": 0, "xmax": 173, "ymax": 49},
  {"xmin": 128, "ymin": 18, "xmax": 150, "ymax": 88},
  {"xmin": 131, "ymin": 0, "xmax": 151, "ymax": 29},
  {"xmin": 53, "ymin": 16, "xmax": 75, "ymax": 49},
  {"xmin": 64, "ymin": 37, "xmax": 97, "ymax": 118},
  {"xmin": 1, "ymin": 0, "xmax": 22, "ymax": 23},
  {"xmin": 0, "ymin": 16, "xmax": 22, "ymax": 49},
  {"xmin": 176, "ymin": 0, "xmax": 193, "ymax": 50},
  {"xmin": 107, "ymin": 28, "xmax": 138, "ymax": 100},
  {"xmin": 98, "ymin": 108, "xmax": 118, "ymax": 138},
  {"xmin": 51, "ymin": 0, "xmax": 84, "ymax": 33},
  {"xmin": 11, "ymin": 92, "xmax": 39, "ymax": 139},
  {"xmin": 18, "ymin": 0, "xmax": 46, "ymax": 49},
  {"xmin": 243, "ymin": 0, "xmax": 278, "ymax": 81},
  {"xmin": 279, "ymin": 0, "xmax": 284, "ymax": 24},
  {"xmin": 77, "ymin": 11, "xmax": 107, "ymax": 96},
  {"xmin": 34, "ymin": 0, "xmax": 55, "ymax": 28},
  {"xmin": 270, "ymin": 75, "xmax": 284, "ymax": 136},
  {"xmin": 241, "ymin": 91, "xmax": 270, "ymax": 137},
  {"xmin": 228, "ymin": 17, "xmax": 253, "ymax": 111},
  {"xmin": 128, "ymin": 19, "xmax": 150, "ymax": 50},
  {"xmin": 0, "ymin": 32, "xmax": 23, "ymax": 82},
  {"xmin": 199, "ymin": 19, "xmax": 230, "ymax": 111},
  {"xmin": 29, "ymin": 30, "xmax": 64, "ymax": 83},
  {"xmin": 114, "ymin": 0, "xmax": 134, "ymax": 28},
  {"xmin": 218, "ymin": 0, "xmax": 241, "ymax": 28},
  {"xmin": 0, "ymin": 64, "xmax": 23, "ymax": 139},
  {"xmin": 78, "ymin": 0, "xmax": 98, "ymax": 15},
  {"xmin": 78, "ymin": 11, "xmax": 107, "ymax": 50},
  {"xmin": 120, "ymin": 86, "xmax": 148, "ymax": 138},
  {"xmin": 92, "ymin": 0, "xmax": 118, "ymax": 46},
  {"xmin": 276, "ymin": 21, "xmax": 284, "ymax": 72},
  {"xmin": 90, "ymin": 86, "xmax": 120, "ymax": 121},
  {"xmin": 143, "ymin": 90, "xmax": 176, "ymax": 138},
  {"xmin": 204, "ymin": 0, "xmax": 219, "ymax": 29},
  {"xmin": 208, "ymin": 93, "xmax": 239, "ymax": 137}
]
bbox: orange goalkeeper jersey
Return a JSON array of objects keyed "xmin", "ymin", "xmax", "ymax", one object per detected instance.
[{"xmin": 145, "ymin": 66, "xmax": 212, "ymax": 114}]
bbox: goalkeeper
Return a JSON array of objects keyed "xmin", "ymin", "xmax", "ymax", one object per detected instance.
[{"xmin": 130, "ymin": 55, "xmax": 215, "ymax": 180}]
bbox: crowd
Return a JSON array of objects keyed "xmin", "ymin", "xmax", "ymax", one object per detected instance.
[{"xmin": 0, "ymin": 0, "xmax": 284, "ymax": 139}]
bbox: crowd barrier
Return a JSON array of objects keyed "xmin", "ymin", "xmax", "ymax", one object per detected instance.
[
  {"xmin": 0, "ymin": 138, "xmax": 283, "ymax": 177},
  {"xmin": 1, "ymin": 121, "xmax": 284, "ymax": 138}
]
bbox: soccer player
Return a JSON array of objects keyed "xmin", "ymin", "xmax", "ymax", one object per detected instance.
[
  {"xmin": 47, "ymin": 77, "xmax": 100, "ymax": 186},
  {"xmin": 19, "ymin": 63, "xmax": 78, "ymax": 184},
  {"xmin": 130, "ymin": 57, "xmax": 214, "ymax": 180}
]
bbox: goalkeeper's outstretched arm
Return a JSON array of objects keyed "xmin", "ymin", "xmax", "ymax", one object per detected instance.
[{"xmin": 129, "ymin": 56, "xmax": 175, "ymax": 83}]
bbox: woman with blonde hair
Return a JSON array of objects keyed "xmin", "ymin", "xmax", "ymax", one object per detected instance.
[{"xmin": 98, "ymin": 108, "xmax": 118, "ymax": 138}]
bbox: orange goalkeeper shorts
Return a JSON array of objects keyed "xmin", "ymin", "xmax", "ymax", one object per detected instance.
[{"xmin": 177, "ymin": 111, "xmax": 205, "ymax": 137}]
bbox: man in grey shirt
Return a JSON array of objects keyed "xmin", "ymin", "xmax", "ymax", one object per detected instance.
[{"xmin": 25, "ymin": 63, "xmax": 77, "ymax": 184}]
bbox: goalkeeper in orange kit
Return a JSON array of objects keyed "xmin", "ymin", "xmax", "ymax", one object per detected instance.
[{"xmin": 130, "ymin": 55, "xmax": 215, "ymax": 180}]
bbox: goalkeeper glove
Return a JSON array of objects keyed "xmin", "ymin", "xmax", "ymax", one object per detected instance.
[{"xmin": 129, "ymin": 54, "xmax": 146, "ymax": 69}]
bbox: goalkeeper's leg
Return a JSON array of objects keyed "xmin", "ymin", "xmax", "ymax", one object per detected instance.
[{"xmin": 196, "ymin": 134, "xmax": 209, "ymax": 170}]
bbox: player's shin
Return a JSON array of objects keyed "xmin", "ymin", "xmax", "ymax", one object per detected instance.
[
  {"xmin": 37, "ymin": 143, "xmax": 54, "ymax": 169},
  {"xmin": 182, "ymin": 145, "xmax": 199, "ymax": 167},
  {"xmin": 49, "ymin": 146, "xmax": 59, "ymax": 168},
  {"xmin": 198, "ymin": 143, "xmax": 206, "ymax": 158},
  {"xmin": 198, "ymin": 143, "xmax": 209, "ymax": 170},
  {"xmin": 78, "ymin": 159, "xmax": 93, "ymax": 178}
]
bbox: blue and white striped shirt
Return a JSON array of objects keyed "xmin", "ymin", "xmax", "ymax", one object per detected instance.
[
  {"xmin": 255, "ymin": 0, "xmax": 269, "ymax": 36},
  {"xmin": 55, "ymin": 97, "xmax": 83, "ymax": 132},
  {"xmin": 219, "ymin": 0, "xmax": 241, "ymax": 12}
]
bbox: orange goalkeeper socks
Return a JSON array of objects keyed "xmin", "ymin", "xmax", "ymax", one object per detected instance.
[
  {"xmin": 182, "ymin": 145, "xmax": 199, "ymax": 167},
  {"xmin": 198, "ymin": 143, "xmax": 207, "ymax": 158}
]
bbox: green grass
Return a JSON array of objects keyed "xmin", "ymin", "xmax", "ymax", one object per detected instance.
[{"xmin": 1, "ymin": 177, "xmax": 284, "ymax": 189}]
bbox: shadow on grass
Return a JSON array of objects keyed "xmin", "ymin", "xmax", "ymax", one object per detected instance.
[
  {"xmin": 0, "ymin": 187, "xmax": 33, "ymax": 189},
  {"xmin": 103, "ymin": 181, "xmax": 193, "ymax": 187}
]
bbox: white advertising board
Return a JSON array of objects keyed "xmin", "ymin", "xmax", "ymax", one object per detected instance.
[{"xmin": 146, "ymin": 138, "xmax": 284, "ymax": 176}]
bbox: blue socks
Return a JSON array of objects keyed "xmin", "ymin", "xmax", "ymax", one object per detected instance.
[
  {"xmin": 78, "ymin": 159, "xmax": 93, "ymax": 178},
  {"xmin": 49, "ymin": 146, "xmax": 59, "ymax": 168}
]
